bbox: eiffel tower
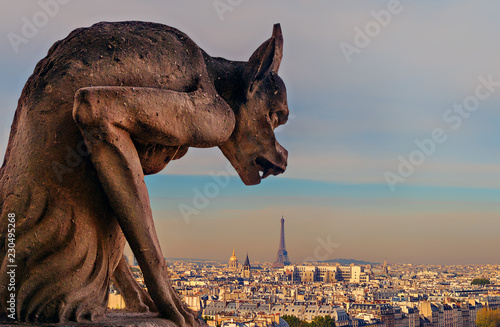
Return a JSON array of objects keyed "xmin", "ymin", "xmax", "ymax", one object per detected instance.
[{"xmin": 272, "ymin": 216, "xmax": 291, "ymax": 268}]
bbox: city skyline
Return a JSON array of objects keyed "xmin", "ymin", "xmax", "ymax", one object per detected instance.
[
  {"xmin": 122, "ymin": 252, "xmax": 500, "ymax": 327},
  {"xmin": 2, "ymin": 1, "xmax": 500, "ymax": 265}
]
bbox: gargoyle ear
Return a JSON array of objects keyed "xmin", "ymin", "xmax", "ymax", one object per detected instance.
[{"xmin": 247, "ymin": 24, "xmax": 283, "ymax": 92}]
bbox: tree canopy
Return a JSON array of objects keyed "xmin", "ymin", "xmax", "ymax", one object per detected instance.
[
  {"xmin": 281, "ymin": 315, "xmax": 335, "ymax": 327},
  {"xmin": 282, "ymin": 315, "xmax": 310, "ymax": 327},
  {"xmin": 476, "ymin": 308, "xmax": 500, "ymax": 327},
  {"xmin": 311, "ymin": 315, "xmax": 336, "ymax": 327},
  {"xmin": 472, "ymin": 278, "xmax": 491, "ymax": 286}
]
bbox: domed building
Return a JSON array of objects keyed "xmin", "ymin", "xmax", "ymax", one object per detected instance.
[{"xmin": 228, "ymin": 249, "xmax": 238, "ymax": 271}]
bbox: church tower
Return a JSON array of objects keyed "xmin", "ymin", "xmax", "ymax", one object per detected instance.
[
  {"xmin": 241, "ymin": 254, "xmax": 251, "ymax": 279},
  {"xmin": 383, "ymin": 260, "xmax": 389, "ymax": 275}
]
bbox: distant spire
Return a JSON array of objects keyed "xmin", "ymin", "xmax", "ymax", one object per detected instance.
[
  {"xmin": 243, "ymin": 253, "xmax": 250, "ymax": 267},
  {"xmin": 242, "ymin": 253, "xmax": 251, "ymax": 278}
]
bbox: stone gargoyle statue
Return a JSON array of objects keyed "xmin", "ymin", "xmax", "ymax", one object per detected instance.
[{"xmin": 0, "ymin": 21, "xmax": 289, "ymax": 325}]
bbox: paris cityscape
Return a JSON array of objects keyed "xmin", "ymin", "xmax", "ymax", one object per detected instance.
[{"xmin": 112, "ymin": 217, "xmax": 500, "ymax": 327}]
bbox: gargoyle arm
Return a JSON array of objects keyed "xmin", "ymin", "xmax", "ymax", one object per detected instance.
[{"xmin": 72, "ymin": 86, "xmax": 234, "ymax": 326}]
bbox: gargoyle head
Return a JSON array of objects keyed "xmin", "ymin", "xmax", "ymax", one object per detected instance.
[{"xmin": 219, "ymin": 24, "xmax": 289, "ymax": 185}]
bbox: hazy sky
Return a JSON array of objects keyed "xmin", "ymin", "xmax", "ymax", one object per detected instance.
[{"xmin": 1, "ymin": 0, "xmax": 499, "ymax": 264}]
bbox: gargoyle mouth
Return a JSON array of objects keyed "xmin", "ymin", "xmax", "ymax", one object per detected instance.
[{"xmin": 255, "ymin": 156, "xmax": 286, "ymax": 179}]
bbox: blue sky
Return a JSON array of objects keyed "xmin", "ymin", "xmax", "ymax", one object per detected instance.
[{"xmin": 1, "ymin": 0, "xmax": 499, "ymax": 264}]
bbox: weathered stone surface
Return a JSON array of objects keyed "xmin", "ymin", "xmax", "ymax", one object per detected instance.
[
  {"xmin": 1, "ymin": 312, "xmax": 178, "ymax": 326},
  {"xmin": 0, "ymin": 21, "xmax": 288, "ymax": 325}
]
